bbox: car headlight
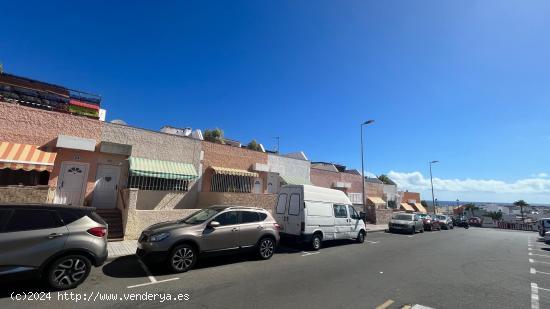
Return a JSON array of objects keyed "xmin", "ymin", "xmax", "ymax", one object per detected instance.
[{"xmin": 149, "ymin": 232, "xmax": 170, "ymax": 242}]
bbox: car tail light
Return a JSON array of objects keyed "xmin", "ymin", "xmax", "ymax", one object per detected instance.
[
  {"xmin": 87, "ymin": 227, "xmax": 107, "ymax": 237},
  {"xmin": 273, "ymin": 223, "xmax": 281, "ymax": 230},
  {"xmin": 301, "ymin": 222, "xmax": 305, "ymax": 232}
]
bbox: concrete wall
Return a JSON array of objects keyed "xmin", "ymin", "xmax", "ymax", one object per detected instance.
[
  {"xmin": 383, "ymin": 184, "xmax": 398, "ymax": 201},
  {"xmin": 197, "ymin": 192, "xmax": 277, "ymax": 212},
  {"xmin": 201, "ymin": 141, "xmax": 268, "ymax": 192},
  {"xmin": 267, "ymin": 154, "xmax": 310, "ymax": 181},
  {"xmin": 0, "ymin": 186, "xmax": 52, "ymax": 203},
  {"xmin": 134, "ymin": 184, "xmax": 199, "ymax": 210},
  {"xmin": 118, "ymin": 188, "xmax": 200, "ymax": 240},
  {"xmin": 366, "ymin": 182, "xmax": 385, "ymax": 198},
  {"xmin": 101, "ymin": 122, "xmax": 201, "ymax": 166},
  {"xmin": 310, "ymin": 168, "xmax": 363, "ymax": 197}
]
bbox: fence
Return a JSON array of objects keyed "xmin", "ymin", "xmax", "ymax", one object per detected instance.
[{"xmin": 496, "ymin": 221, "xmax": 537, "ymax": 231}]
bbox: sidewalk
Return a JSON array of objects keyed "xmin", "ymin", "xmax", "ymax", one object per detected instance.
[
  {"xmin": 365, "ymin": 224, "xmax": 387, "ymax": 233},
  {"xmin": 107, "ymin": 240, "xmax": 137, "ymax": 260}
]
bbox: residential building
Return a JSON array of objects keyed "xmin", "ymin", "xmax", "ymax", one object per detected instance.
[
  {"xmin": 310, "ymin": 162, "xmax": 364, "ymax": 210},
  {"xmin": 266, "ymin": 152, "xmax": 311, "ymax": 193},
  {"xmin": 399, "ymin": 191, "xmax": 427, "ymax": 213}
]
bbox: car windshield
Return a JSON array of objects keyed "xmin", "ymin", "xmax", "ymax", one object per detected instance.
[
  {"xmin": 393, "ymin": 214, "xmax": 412, "ymax": 221},
  {"xmin": 181, "ymin": 209, "xmax": 219, "ymax": 224}
]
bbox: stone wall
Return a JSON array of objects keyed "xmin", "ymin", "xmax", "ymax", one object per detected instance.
[
  {"xmin": 134, "ymin": 185, "xmax": 199, "ymax": 210},
  {"xmin": 0, "ymin": 186, "xmax": 51, "ymax": 203},
  {"xmin": 197, "ymin": 192, "xmax": 277, "ymax": 212},
  {"xmin": 310, "ymin": 168, "xmax": 363, "ymax": 196},
  {"xmin": 366, "ymin": 206, "xmax": 393, "ymax": 224}
]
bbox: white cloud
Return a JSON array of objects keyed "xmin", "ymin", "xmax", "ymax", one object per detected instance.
[
  {"xmin": 388, "ymin": 171, "xmax": 550, "ymax": 195},
  {"xmin": 532, "ymin": 173, "xmax": 548, "ymax": 178}
]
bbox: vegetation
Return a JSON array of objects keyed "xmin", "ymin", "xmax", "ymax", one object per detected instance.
[
  {"xmin": 204, "ymin": 128, "xmax": 224, "ymax": 144},
  {"xmin": 463, "ymin": 203, "xmax": 479, "ymax": 217},
  {"xmin": 377, "ymin": 174, "xmax": 392, "ymax": 185},
  {"xmin": 486, "ymin": 211, "xmax": 503, "ymax": 221},
  {"xmin": 513, "ymin": 200, "xmax": 529, "ymax": 223},
  {"xmin": 246, "ymin": 139, "xmax": 262, "ymax": 151}
]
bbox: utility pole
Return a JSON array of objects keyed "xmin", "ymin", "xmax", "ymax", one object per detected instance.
[
  {"xmin": 429, "ymin": 160, "xmax": 439, "ymax": 215},
  {"xmin": 274, "ymin": 137, "xmax": 280, "ymax": 154},
  {"xmin": 360, "ymin": 120, "xmax": 375, "ymax": 216}
]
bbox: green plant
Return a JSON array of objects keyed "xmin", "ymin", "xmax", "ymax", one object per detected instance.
[
  {"xmin": 377, "ymin": 174, "xmax": 392, "ymax": 185},
  {"xmin": 247, "ymin": 139, "xmax": 262, "ymax": 151},
  {"xmin": 513, "ymin": 200, "xmax": 529, "ymax": 223},
  {"xmin": 486, "ymin": 211, "xmax": 502, "ymax": 221},
  {"xmin": 204, "ymin": 128, "xmax": 224, "ymax": 144}
]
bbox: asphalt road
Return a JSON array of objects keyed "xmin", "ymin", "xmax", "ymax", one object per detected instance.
[{"xmin": 0, "ymin": 227, "xmax": 542, "ymax": 309}]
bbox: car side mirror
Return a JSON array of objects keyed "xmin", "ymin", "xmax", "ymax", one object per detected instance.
[{"xmin": 209, "ymin": 221, "xmax": 220, "ymax": 228}]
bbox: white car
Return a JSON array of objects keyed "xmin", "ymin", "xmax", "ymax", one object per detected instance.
[{"xmin": 275, "ymin": 184, "xmax": 367, "ymax": 250}]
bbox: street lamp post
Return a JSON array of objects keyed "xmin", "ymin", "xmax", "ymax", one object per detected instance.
[
  {"xmin": 429, "ymin": 160, "xmax": 439, "ymax": 215},
  {"xmin": 361, "ymin": 120, "xmax": 375, "ymax": 215}
]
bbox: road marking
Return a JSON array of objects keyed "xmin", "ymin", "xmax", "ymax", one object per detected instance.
[
  {"xmin": 532, "ymin": 282, "xmax": 540, "ymax": 309},
  {"xmin": 408, "ymin": 235, "xmax": 415, "ymax": 238},
  {"xmin": 531, "ymin": 267, "xmax": 550, "ymax": 275},
  {"xmin": 531, "ymin": 268, "xmax": 537, "ymax": 274},
  {"xmin": 529, "ymin": 252, "xmax": 550, "ymax": 258},
  {"xmin": 530, "ymin": 258, "xmax": 550, "ymax": 265},
  {"xmin": 401, "ymin": 306, "xmax": 412, "ymax": 309},
  {"xmin": 301, "ymin": 251, "xmax": 320, "ymax": 257},
  {"xmin": 127, "ymin": 278, "xmax": 180, "ymax": 289},
  {"xmin": 126, "ymin": 258, "xmax": 181, "ymax": 289},
  {"xmin": 537, "ymin": 286, "xmax": 550, "ymax": 293},
  {"xmin": 375, "ymin": 299, "xmax": 394, "ymax": 309},
  {"xmin": 366, "ymin": 240, "xmax": 380, "ymax": 244},
  {"xmin": 412, "ymin": 305, "xmax": 435, "ymax": 309}
]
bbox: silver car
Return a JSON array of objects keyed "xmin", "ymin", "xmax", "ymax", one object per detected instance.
[
  {"xmin": 0, "ymin": 204, "xmax": 108, "ymax": 290},
  {"xmin": 388, "ymin": 213, "xmax": 424, "ymax": 234},
  {"xmin": 137, "ymin": 205, "xmax": 280, "ymax": 273}
]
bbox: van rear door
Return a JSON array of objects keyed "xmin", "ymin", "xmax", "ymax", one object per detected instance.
[{"xmin": 285, "ymin": 189, "xmax": 303, "ymax": 235}]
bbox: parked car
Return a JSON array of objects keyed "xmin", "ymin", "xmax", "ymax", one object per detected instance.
[
  {"xmin": 0, "ymin": 204, "xmax": 108, "ymax": 290},
  {"xmin": 537, "ymin": 218, "xmax": 550, "ymax": 237},
  {"xmin": 468, "ymin": 217, "xmax": 482, "ymax": 226},
  {"xmin": 388, "ymin": 213, "xmax": 424, "ymax": 234},
  {"xmin": 436, "ymin": 215, "xmax": 454, "ymax": 230},
  {"xmin": 275, "ymin": 185, "xmax": 367, "ymax": 250},
  {"xmin": 137, "ymin": 206, "xmax": 279, "ymax": 273},
  {"xmin": 417, "ymin": 214, "xmax": 441, "ymax": 231}
]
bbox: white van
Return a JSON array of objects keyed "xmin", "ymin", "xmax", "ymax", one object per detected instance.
[{"xmin": 275, "ymin": 184, "xmax": 366, "ymax": 250}]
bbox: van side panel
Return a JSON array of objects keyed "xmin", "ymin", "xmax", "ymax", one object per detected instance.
[{"xmin": 304, "ymin": 201, "xmax": 335, "ymax": 240}]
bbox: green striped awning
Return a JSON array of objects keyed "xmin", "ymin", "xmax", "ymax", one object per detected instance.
[
  {"xmin": 280, "ymin": 175, "xmax": 311, "ymax": 185},
  {"xmin": 129, "ymin": 157, "xmax": 198, "ymax": 180}
]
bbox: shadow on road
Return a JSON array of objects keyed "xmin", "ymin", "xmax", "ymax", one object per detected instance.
[{"xmin": 0, "ymin": 276, "xmax": 55, "ymax": 299}]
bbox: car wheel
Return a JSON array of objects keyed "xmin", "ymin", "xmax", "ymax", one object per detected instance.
[
  {"xmin": 420, "ymin": 227, "xmax": 424, "ymax": 233},
  {"xmin": 168, "ymin": 244, "xmax": 197, "ymax": 273},
  {"xmin": 46, "ymin": 254, "xmax": 91, "ymax": 290},
  {"xmin": 257, "ymin": 237, "xmax": 275, "ymax": 260},
  {"xmin": 311, "ymin": 234, "xmax": 322, "ymax": 251},
  {"xmin": 356, "ymin": 231, "xmax": 366, "ymax": 243},
  {"xmin": 410, "ymin": 227, "xmax": 415, "ymax": 235},
  {"xmin": 450, "ymin": 225, "xmax": 454, "ymax": 229}
]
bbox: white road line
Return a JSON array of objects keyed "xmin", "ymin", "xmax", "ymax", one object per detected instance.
[
  {"xmin": 407, "ymin": 235, "xmax": 415, "ymax": 238},
  {"xmin": 301, "ymin": 251, "xmax": 320, "ymax": 257},
  {"xmin": 532, "ymin": 282, "xmax": 540, "ymax": 309},
  {"xmin": 529, "ymin": 252, "xmax": 550, "ymax": 258},
  {"xmin": 531, "ymin": 268, "xmax": 536, "ymax": 274},
  {"xmin": 412, "ymin": 305, "xmax": 436, "ymax": 309},
  {"xmin": 538, "ymin": 286, "xmax": 550, "ymax": 293},
  {"xmin": 366, "ymin": 240, "xmax": 380, "ymax": 243},
  {"xmin": 531, "ymin": 268, "xmax": 550, "ymax": 275},
  {"xmin": 530, "ymin": 258, "xmax": 550, "ymax": 265},
  {"xmin": 127, "ymin": 278, "xmax": 180, "ymax": 289},
  {"xmin": 137, "ymin": 259, "xmax": 157, "ymax": 283}
]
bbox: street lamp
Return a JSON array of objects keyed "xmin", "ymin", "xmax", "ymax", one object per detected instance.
[
  {"xmin": 361, "ymin": 120, "xmax": 375, "ymax": 214},
  {"xmin": 429, "ymin": 160, "xmax": 439, "ymax": 215}
]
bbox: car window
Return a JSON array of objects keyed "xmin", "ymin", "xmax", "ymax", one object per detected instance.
[
  {"xmin": 288, "ymin": 194, "xmax": 300, "ymax": 216},
  {"xmin": 214, "ymin": 211, "xmax": 238, "ymax": 226},
  {"xmin": 394, "ymin": 214, "xmax": 412, "ymax": 221},
  {"xmin": 259, "ymin": 212, "xmax": 268, "ymax": 221},
  {"xmin": 333, "ymin": 204, "xmax": 348, "ymax": 218},
  {"xmin": 4, "ymin": 209, "xmax": 63, "ymax": 232},
  {"xmin": 0, "ymin": 209, "xmax": 13, "ymax": 231},
  {"xmin": 241, "ymin": 211, "xmax": 260, "ymax": 223},
  {"xmin": 348, "ymin": 206, "xmax": 359, "ymax": 219},
  {"xmin": 58, "ymin": 209, "xmax": 86, "ymax": 225},
  {"xmin": 276, "ymin": 194, "xmax": 288, "ymax": 214}
]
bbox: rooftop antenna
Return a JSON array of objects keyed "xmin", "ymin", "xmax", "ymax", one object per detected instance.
[{"xmin": 275, "ymin": 136, "xmax": 280, "ymax": 154}]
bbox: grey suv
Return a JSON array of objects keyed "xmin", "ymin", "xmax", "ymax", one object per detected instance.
[
  {"xmin": 0, "ymin": 204, "xmax": 108, "ymax": 290},
  {"xmin": 137, "ymin": 205, "xmax": 280, "ymax": 273}
]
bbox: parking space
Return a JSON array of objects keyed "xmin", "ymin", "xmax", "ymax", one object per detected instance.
[{"xmin": 528, "ymin": 236, "xmax": 550, "ymax": 309}]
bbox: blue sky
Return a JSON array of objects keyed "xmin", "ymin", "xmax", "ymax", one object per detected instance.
[{"xmin": 1, "ymin": 1, "xmax": 549, "ymax": 203}]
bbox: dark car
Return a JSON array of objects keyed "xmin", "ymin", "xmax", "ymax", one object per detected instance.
[
  {"xmin": 0, "ymin": 204, "xmax": 108, "ymax": 290},
  {"xmin": 417, "ymin": 214, "xmax": 441, "ymax": 231}
]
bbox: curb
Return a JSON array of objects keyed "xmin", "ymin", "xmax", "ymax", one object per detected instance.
[{"xmin": 366, "ymin": 229, "xmax": 387, "ymax": 234}]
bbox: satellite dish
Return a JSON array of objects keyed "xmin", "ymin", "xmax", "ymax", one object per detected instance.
[{"xmin": 110, "ymin": 119, "xmax": 127, "ymax": 125}]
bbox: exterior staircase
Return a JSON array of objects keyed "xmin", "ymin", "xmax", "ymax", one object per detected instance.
[{"xmin": 96, "ymin": 209, "xmax": 124, "ymax": 241}]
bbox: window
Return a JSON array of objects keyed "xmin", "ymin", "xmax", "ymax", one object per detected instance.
[
  {"xmin": 259, "ymin": 213, "xmax": 268, "ymax": 221},
  {"xmin": 288, "ymin": 194, "xmax": 300, "ymax": 216},
  {"xmin": 0, "ymin": 209, "xmax": 12, "ymax": 231},
  {"xmin": 182, "ymin": 209, "xmax": 219, "ymax": 225},
  {"xmin": 214, "ymin": 211, "xmax": 238, "ymax": 226},
  {"xmin": 333, "ymin": 204, "xmax": 348, "ymax": 218},
  {"xmin": 57, "ymin": 209, "xmax": 86, "ymax": 225},
  {"xmin": 241, "ymin": 211, "xmax": 260, "ymax": 223},
  {"xmin": 0, "ymin": 169, "xmax": 50, "ymax": 186},
  {"xmin": 210, "ymin": 174, "xmax": 253, "ymax": 193},
  {"xmin": 348, "ymin": 206, "xmax": 360, "ymax": 219},
  {"xmin": 4, "ymin": 209, "xmax": 62, "ymax": 232},
  {"xmin": 128, "ymin": 176, "xmax": 189, "ymax": 191},
  {"xmin": 276, "ymin": 194, "xmax": 288, "ymax": 214}
]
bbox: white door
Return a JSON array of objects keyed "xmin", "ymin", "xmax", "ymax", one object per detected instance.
[
  {"xmin": 333, "ymin": 204, "xmax": 350, "ymax": 239},
  {"xmin": 253, "ymin": 178, "xmax": 263, "ymax": 194},
  {"xmin": 348, "ymin": 205, "xmax": 362, "ymax": 238},
  {"xmin": 285, "ymin": 188, "xmax": 303, "ymax": 235},
  {"xmin": 92, "ymin": 165, "xmax": 121, "ymax": 208},
  {"xmin": 54, "ymin": 162, "xmax": 88, "ymax": 206}
]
